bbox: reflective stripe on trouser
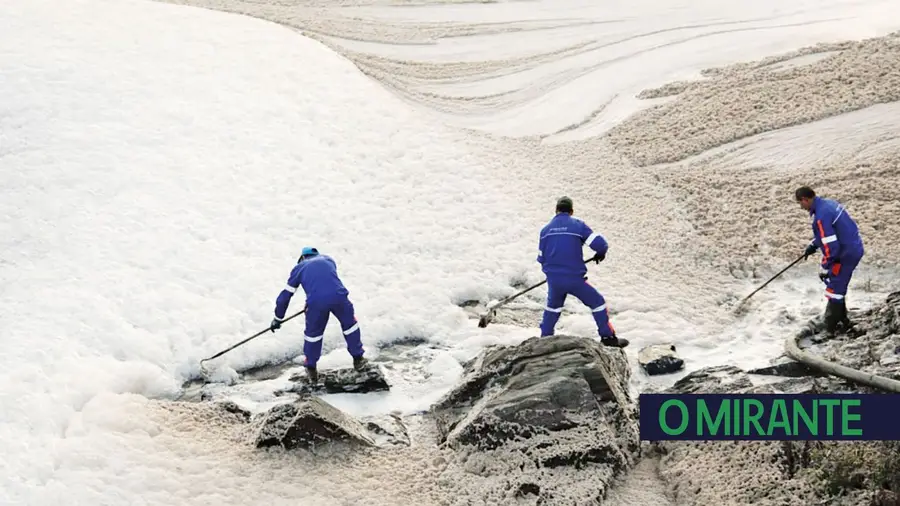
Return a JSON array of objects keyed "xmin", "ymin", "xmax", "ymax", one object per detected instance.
[
  {"xmin": 539, "ymin": 278, "xmax": 615, "ymax": 338},
  {"xmin": 303, "ymin": 297, "xmax": 365, "ymax": 367},
  {"xmin": 823, "ymin": 254, "xmax": 861, "ymax": 302}
]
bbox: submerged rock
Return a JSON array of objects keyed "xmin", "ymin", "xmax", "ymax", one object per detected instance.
[
  {"xmin": 670, "ymin": 364, "xmax": 833, "ymax": 396},
  {"xmin": 638, "ymin": 343, "xmax": 685, "ymax": 375},
  {"xmin": 216, "ymin": 400, "xmax": 252, "ymax": 422},
  {"xmin": 321, "ymin": 365, "xmax": 390, "ymax": 393},
  {"xmin": 668, "ymin": 365, "xmax": 753, "ymax": 394},
  {"xmin": 362, "ymin": 414, "xmax": 410, "ymax": 447},
  {"xmin": 275, "ymin": 365, "xmax": 390, "ymax": 396},
  {"xmin": 430, "ymin": 335, "xmax": 639, "ymax": 504},
  {"xmin": 252, "ymin": 397, "xmax": 375, "ymax": 450},
  {"xmin": 748, "ymin": 356, "xmax": 823, "ymax": 378}
]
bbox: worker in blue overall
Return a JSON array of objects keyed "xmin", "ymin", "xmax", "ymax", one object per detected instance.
[
  {"xmin": 537, "ymin": 196, "xmax": 628, "ymax": 348},
  {"xmin": 270, "ymin": 247, "xmax": 367, "ymax": 382},
  {"xmin": 796, "ymin": 187, "xmax": 865, "ymax": 337}
]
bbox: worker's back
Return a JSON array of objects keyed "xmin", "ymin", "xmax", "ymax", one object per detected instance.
[
  {"xmin": 538, "ymin": 213, "xmax": 592, "ymax": 280},
  {"xmin": 812, "ymin": 197, "xmax": 864, "ymax": 258},
  {"xmin": 290, "ymin": 254, "xmax": 349, "ymax": 303}
]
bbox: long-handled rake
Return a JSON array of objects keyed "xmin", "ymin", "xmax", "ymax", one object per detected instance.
[
  {"xmin": 198, "ymin": 308, "xmax": 306, "ymax": 380},
  {"xmin": 478, "ymin": 258, "xmax": 592, "ymax": 328},
  {"xmin": 733, "ymin": 253, "xmax": 806, "ymax": 315}
]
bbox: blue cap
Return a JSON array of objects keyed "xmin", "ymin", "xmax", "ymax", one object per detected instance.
[{"xmin": 298, "ymin": 246, "xmax": 319, "ymax": 261}]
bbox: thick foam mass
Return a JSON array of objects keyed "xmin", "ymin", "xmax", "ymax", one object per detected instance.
[{"xmin": 0, "ymin": 0, "xmax": 536, "ymax": 502}]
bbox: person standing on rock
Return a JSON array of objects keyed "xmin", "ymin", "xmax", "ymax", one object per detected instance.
[
  {"xmin": 269, "ymin": 247, "xmax": 368, "ymax": 383},
  {"xmin": 536, "ymin": 196, "xmax": 628, "ymax": 348},
  {"xmin": 796, "ymin": 186, "xmax": 865, "ymax": 337}
]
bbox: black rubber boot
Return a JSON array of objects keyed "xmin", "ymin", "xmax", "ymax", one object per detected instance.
[
  {"xmin": 836, "ymin": 300, "xmax": 852, "ymax": 332},
  {"xmin": 823, "ymin": 301, "xmax": 841, "ymax": 339},
  {"xmin": 305, "ymin": 365, "xmax": 318, "ymax": 384},
  {"xmin": 601, "ymin": 335, "xmax": 629, "ymax": 348},
  {"xmin": 353, "ymin": 356, "xmax": 369, "ymax": 371}
]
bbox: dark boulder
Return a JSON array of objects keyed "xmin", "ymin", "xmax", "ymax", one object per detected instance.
[
  {"xmin": 430, "ymin": 335, "xmax": 639, "ymax": 504},
  {"xmin": 638, "ymin": 343, "xmax": 685, "ymax": 375}
]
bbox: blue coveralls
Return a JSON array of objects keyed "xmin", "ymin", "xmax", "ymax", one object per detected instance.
[
  {"xmin": 274, "ymin": 254, "xmax": 364, "ymax": 367},
  {"xmin": 807, "ymin": 196, "xmax": 865, "ymax": 302},
  {"xmin": 536, "ymin": 213, "xmax": 615, "ymax": 338}
]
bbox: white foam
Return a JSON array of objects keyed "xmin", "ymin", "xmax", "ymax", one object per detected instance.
[
  {"xmin": 298, "ymin": 0, "xmax": 900, "ymax": 140},
  {"xmin": 0, "ymin": 0, "xmax": 533, "ymax": 502},
  {"xmin": 4, "ymin": 0, "xmax": 900, "ymax": 503}
]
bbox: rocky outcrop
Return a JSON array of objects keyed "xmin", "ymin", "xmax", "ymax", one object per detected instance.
[
  {"xmin": 805, "ymin": 291, "xmax": 900, "ymax": 381},
  {"xmin": 638, "ymin": 343, "xmax": 684, "ymax": 376},
  {"xmin": 653, "ymin": 291, "xmax": 900, "ymax": 506},
  {"xmin": 430, "ymin": 335, "xmax": 640, "ymax": 504},
  {"xmin": 656, "ymin": 434, "xmax": 827, "ymax": 505},
  {"xmin": 651, "ymin": 364, "xmax": 832, "ymax": 505}
]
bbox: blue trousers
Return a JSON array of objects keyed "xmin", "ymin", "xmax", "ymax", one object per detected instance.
[
  {"xmin": 303, "ymin": 296, "xmax": 364, "ymax": 367},
  {"xmin": 540, "ymin": 277, "xmax": 615, "ymax": 338},
  {"xmin": 824, "ymin": 254, "xmax": 862, "ymax": 302}
]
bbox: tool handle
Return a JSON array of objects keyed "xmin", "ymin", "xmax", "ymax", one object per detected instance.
[
  {"xmin": 492, "ymin": 257, "xmax": 594, "ymax": 308},
  {"xmin": 738, "ymin": 254, "xmax": 805, "ymax": 305},
  {"xmin": 200, "ymin": 308, "xmax": 307, "ymax": 363}
]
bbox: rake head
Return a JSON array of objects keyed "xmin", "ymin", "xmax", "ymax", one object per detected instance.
[
  {"xmin": 731, "ymin": 293, "xmax": 757, "ymax": 316},
  {"xmin": 198, "ymin": 359, "xmax": 213, "ymax": 381},
  {"xmin": 477, "ymin": 300, "xmax": 501, "ymax": 328}
]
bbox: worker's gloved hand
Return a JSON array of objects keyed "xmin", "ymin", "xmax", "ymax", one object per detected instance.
[
  {"xmin": 270, "ymin": 318, "xmax": 282, "ymax": 332},
  {"xmin": 803, "ymin": 243, "xmax": 817, "ymax": 260},
  {"xmin": 818, "ymin": 268, "xmax": 830, "ymax": 283},
  {"xmin": 592, "ymin": 252, "xmax": 605, "ymax": 264}
]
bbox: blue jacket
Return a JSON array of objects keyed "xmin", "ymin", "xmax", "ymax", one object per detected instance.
[
  {"xmin": 537, "ymin": 213, "xmax": 608, "ymax": 280},
  {"xmin": 274, "ymin": 254, "xmax": 349, "ymax": 319},
  {"xmin": 808, "ymin": 196, "xmax": 864, "ymax": 269}
]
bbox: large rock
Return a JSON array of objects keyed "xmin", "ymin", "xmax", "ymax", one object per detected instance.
[
  {"xmin": 638, "ymin": 343, "xmax": 685, "ymax": 375},
  {"xmin": 430, "ymin": 335, "xmax": 639, "ymax": 504},
  {"xmin": 252, "ymin": 396, "xmax": 375, "ymax": 450}
]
